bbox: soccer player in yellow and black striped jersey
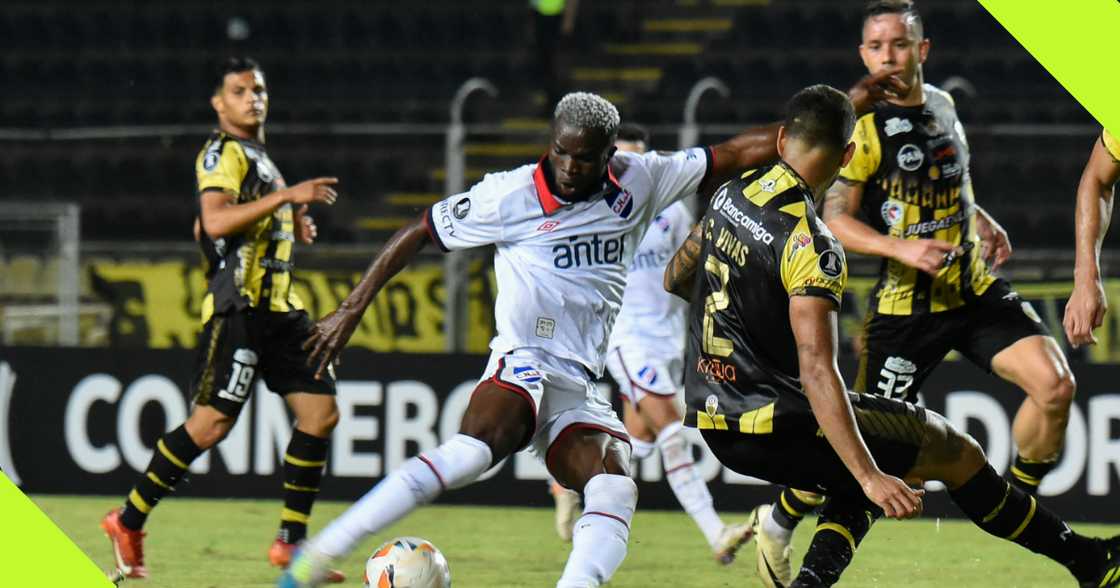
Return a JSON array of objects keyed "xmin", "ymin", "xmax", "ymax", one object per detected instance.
[
  {"xmin": 1064, "ymin": 128, "xmax": 1120, "ymax": 347},
  {"xmin": 100, "ymin": 57, "xmax": 347, "ymax": 583},
  {"xmin": 820, "ymin": 0, "xmax": 1074, "ymax": 501},
  {"xmin": 669, "ymin": 83, "xmax": 1120, "ymax": 588}
]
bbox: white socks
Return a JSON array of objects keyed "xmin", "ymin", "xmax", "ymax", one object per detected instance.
[
  {"xmin": 657, "ymin": 422, "xmax": 723, "ymax": 547},
  {"xmin": 630, "ymin": 437, "xmax": 655, "ymax": 461},
  {"xmin": 312, "ymin": 434, "xmax": 492, "ymax": 558},
  {"xmin": 764, "ymin": 506, "xmax": 795, "ymax": 545},
  {"xmin": 556, "ymin": 474, "xmax": 638, "ymax": 588}
]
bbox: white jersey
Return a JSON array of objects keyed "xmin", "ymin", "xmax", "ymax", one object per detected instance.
[
  {"xmin": 607, "ymin": 200, "xmax": 694, "ymax": 359},
  {"xmin": 426, "ymin": 148, "xmax": 712, "ymax": 375}
]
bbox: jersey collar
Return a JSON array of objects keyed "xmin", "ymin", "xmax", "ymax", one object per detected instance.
[{"xmin": 533, "ymin": 156, "xmax": 623, "ymax": 216}]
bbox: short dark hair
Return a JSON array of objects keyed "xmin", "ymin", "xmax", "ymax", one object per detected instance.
[
  {"xmin": 214, "ymin": 56, "xmax": 262, "ymax": 94},
  {"xmin": 783, "ymin": 85, "xmax": 856, "ymax": 152},
  {"xmin": 616, "ymin": 122, "xmax": 649, "ymax": 145},
  {"xmin": 863, "ymin": 0, "xmax": 924, "ymax": 38}
]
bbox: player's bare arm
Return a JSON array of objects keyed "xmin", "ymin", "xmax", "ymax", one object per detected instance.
[
  {"xmin": 972, "ymin": 202, "xmax": 1012, "ymax": 271},
  {"xmin": 789, "ymin": 295, "xmax": 923, "ymax": 519},
  {"xmin": 664, "ymin": 222, "xmax": 704, "ymax": 300},
  {"xmin": 304, "ymin": 212, "xmax": 432, "ymax": 377},
  {"xmin": 199, "ymin": 177, "xmax": 338, "ymax": 239},
  {"xmin": 702, "ymin": 68, "xmax": 907, "ymax": 194},
  {"xmin": 822, "ymin": 177, "xmax": 957, "ymax": 276},
  {"xmin": 1064, "ymin": 134, "xmax": 1120, "ymax": 346}
]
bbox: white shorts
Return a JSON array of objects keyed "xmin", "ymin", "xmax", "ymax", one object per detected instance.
[
  {"xmin": 480, "ymin": 348, "xmax": 629, "ymax": 462},
  {"xmin": 604, "ymin": 346, "xmax": 683, "ymax": 406}
]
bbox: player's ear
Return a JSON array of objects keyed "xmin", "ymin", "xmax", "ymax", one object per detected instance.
[
  {"xmin": 776, "ymin": 126, "xmax": 788, "ymax": 159},
  {"xmin": 840, "ymin": 141, "xmax": 855, "ymax": 168},
  {"xmin": 210, "ymin": 93, "xmax": 223, "ymax": 115},
  {"xmin": 919, "ymin": 37, "xmax": 931, "ymax": 64}
]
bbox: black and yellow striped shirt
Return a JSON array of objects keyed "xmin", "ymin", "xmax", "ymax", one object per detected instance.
[
  {"xmin": 840, "ymin": 84, "xmax": 995, "ymax": 316},
  {"xmin": 195, "ymin": 131, "xmax": 303, "ymax": 324},
  {"xmin": 684, "ymin": 163, "xmax": 847, "ymax": 433}
]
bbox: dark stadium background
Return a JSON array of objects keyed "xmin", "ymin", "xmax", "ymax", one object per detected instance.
[{"xmin": 3, "ymin": 1, "xmax": 1118, "ymax": 522}]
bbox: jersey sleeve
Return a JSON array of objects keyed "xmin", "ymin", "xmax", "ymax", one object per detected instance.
[
  {"xmin": 780, "ymin": 217, "xmax": 846, "ymax": 307},
  {"xmin": 424, "ymin": 174, "xmax": 507, "ymax": 252},
  {"xmin": 1103, "ymin": 129, "xmax": 1120, "ymax": 162},
  {"xmin": 196, "ymin": 140, "xmax": 248, "ymax": 195},
  {"xmin": 642, "ymin": 147, "xmax": 713, "ymax": 213},
  {"xmin": 839, "ymin": 113, "xmax": 881, "ymax": 183}
]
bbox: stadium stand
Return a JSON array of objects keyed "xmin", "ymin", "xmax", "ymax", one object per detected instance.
[{"xmin": 0, "ymin": 0, "xmax": 1100, "ymax": 245}]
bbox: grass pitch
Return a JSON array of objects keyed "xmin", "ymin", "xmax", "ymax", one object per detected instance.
[{"xmin": 35, "ymin": 495, "xmax": 1118, "ymax": 587}]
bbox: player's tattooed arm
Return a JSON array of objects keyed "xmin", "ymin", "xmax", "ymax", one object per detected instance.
[
  {"xmin": 304, "ymin": 212, "xmax": 432, "ymax": 377},
  {"xmin": 664, "ymin": 223, "xmax": 704, "ymax": 300},
  {"xmin": 823, "ymin": 179, "xmax": 958, "ymax": 276}
]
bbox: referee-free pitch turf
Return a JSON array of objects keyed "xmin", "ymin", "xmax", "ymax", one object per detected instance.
[{"xmin": 35, "ymin": 495, "xmax": 1119, "ymax": 587}]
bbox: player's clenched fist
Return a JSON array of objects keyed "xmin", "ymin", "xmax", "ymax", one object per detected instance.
[{"xmin": 892, "ymin": 238, "xmax": 960, "ymax": 276}]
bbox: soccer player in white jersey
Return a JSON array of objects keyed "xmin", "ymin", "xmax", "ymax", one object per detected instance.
[
  {"xmin": 280, "ymin": 80, "xmax": 900, "ymax": 588},
  {"xmin": 568, "ymin": 123, "xmax": 753, "ymax": 563}
]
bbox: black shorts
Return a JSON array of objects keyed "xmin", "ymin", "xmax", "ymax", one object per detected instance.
[
  {"xmin": 701, "ymin": 393, "xmax": 927, "ymax": 508},
  {"xmin": 854, "ymin": 279, "xmax": 1049, "ymax": 402},
  {"xmin": 191, "ymin": 309, "xmax": 336, "ymax": 417}
]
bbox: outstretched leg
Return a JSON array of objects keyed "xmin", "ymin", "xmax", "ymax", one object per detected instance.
[{"xmin": 280, "ymin": 382, "xmax": 533, "ymax": 588}]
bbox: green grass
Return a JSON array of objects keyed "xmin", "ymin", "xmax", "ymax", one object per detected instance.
[{"xmin": 35, "ymin": 495, "xmax": 1119, "ymax": 587}]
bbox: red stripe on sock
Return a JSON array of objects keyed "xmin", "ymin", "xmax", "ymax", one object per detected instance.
[{"xmin": 417, "ymin": 455, "xmax": 446, "ymax": 491}]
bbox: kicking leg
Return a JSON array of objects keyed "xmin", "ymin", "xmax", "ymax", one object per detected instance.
[
  {"xmin": 550, "ymin": 429, "xmax": 635, "ymax": 588},
  {"xmin": 282, "ymin": 382, "xmax": 532, "ymax": 588},
  {"xmin": 990, "ymin": 335, "xmax": 1075, "ymax": 495}
]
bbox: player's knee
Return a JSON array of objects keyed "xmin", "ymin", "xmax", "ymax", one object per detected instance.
[
  {"xmin": 943, "ymin": 425, "xmax": 987, "ymax": 485},
  {"xmin": 458, "ymin": 419, "xmax": 525, "ymax": 461},
  {"xmin": 306, "ymin": 403, "xmax": 340, "ymax": 436},
  {"xmin": 186, "ymin": 411, "xmax": 235, "ymax": 449},
  {"xmin": 1033, "ymin": 370, "xmax": 1075, "ymax": 416}
]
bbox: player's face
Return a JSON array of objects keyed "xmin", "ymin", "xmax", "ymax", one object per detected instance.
[
  {"xmin": 548, "ymin": 123, "xmax": 616, "ymax": 199},
  {"xmin": 213, "ymin": 70, "xmax": 268, "ymax": 130},
  {"xmin": 859, "ymin": 14, "xmax": 929, "ymax": 96}
]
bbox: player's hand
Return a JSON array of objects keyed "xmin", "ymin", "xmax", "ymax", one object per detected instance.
[
  {"xmin": 848, "ymin": 66, "xmax": 907, "ymax": 115},
  {"xmin": 294, "ymin": 205, "xmax": 318, "ymax": 245},
  {"xmin": 1064, "ymin": 278, "xmax": 1107, "ymax": 347},
  {"xmin": 287, "ymin": 177, "xmax": 339, "ymax": 206},
  {"xmin": 974, "ymin": 209, "xmax": 1012, "ymax": 271},
  {"xmin": 303, "ymin": 306, "xmax": 361, "ymax": 380},
  {"xmin": 861, "ymin": 472, "xmax": 924, "ymax": 520},
  {"xmin": 892, "ymin": 238, "xmax": 960, "ymax": 276}
]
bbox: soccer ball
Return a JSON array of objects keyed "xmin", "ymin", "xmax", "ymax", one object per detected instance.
[{"xmin": 363, "ymin": 537, "xmax": 451, "ymax": 588}]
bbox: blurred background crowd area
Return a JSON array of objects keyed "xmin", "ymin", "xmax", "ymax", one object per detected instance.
[{"xmin": 1, "ymin": 0, "xmax": 1113, "ymax": 357}]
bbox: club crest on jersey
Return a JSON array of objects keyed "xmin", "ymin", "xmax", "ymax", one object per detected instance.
[
  {"xmin": 637, "ymin": 366, "xmax": 658, "ymax": 386},
  {"xmin": 453, "ymin": 197, "xmax": 471, "ymax": 219},
  {"xmin": 605, "ymin": 188, "xmax": 634, "ymax": 218},
  {"xmin": 818, "ymin": 249, "xmax": 843, "ymax": 279},
  {"xmin": 880, "ymin": 200, "xmax": 904, "ymax": 227},
  {"xmin": 759, "ymin": 178, "xmax": 777, "ymax": 193},
  {"xmin": 897, "ymin": 144, "xmax": 924, "ymax": 171},
  {"xmin": 705, "ymin": 394, "xmax": 719, "ymax": 417},
  {"xmin": 512, "ymin": 366, "xmax": 543, "ymax": 383},
  {"xmin": 884, "ymin": 117, "xmax": 913, "ymax": 137}
]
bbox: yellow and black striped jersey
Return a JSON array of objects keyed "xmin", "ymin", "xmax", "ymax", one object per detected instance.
[
  {"xmin": 840, "ymin": 84, "xmax": 995, "ymax": 315},
  {"xmin": 195, "ymin": 131, "xmax": 303, "ymax": 324},
  {"xmin": 683, "ymin": 162, "xmax": 846, "ymax": 433},
  {"xmin": 1103, "ymin": 129, "xmax": 1120, "ymax": 162}
]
